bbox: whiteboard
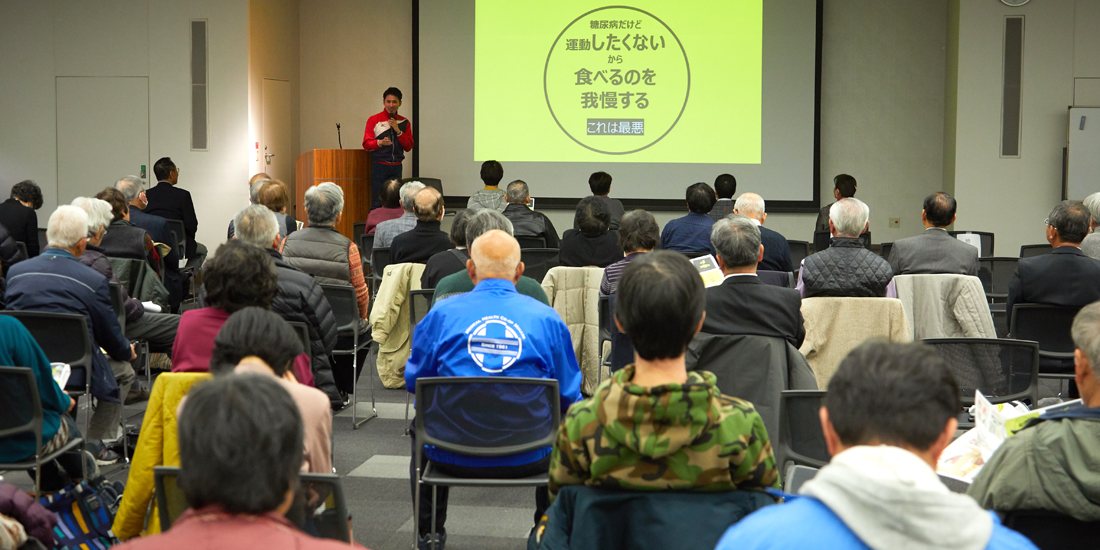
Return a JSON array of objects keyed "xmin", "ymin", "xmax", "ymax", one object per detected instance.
[{"xmin": 1067, "ymin": 107, "xmax": 1100, "ymax": 201}]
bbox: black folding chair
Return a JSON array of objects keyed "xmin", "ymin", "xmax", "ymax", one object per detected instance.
[
  {"xmin": 947, "ymin": 230, "xmax": 994, "ymax": 257},
  {"xmin": 783, "ymin": 465, "xmax": 818, "ymax": 494},
  {"xmin": 922, "ymin": 338, "xmax": 1040, "ymax": 429},
  {"xmin": 1010, "ymin": 304, "xmax": 1079, "ymax": 377},
  {"xmin": 0, "ymin": 366, "xmax": 87, "ymax": 498},
  {"xmin": 404, "ymin": 289, "xmax": 435, "ymax": 433},
  {"xmin": 515, "ymin": 236, "xmax": 546, "ymax": 249},
  {"xmin": 36, "ymin": 228, "xmax": 48, "ymax": 252},
  {"xmin": 320, "ymin": 284, "xmax": 375, "ymax": 428},
  {"xmin": 879, "ymin": 242, "xmax": 893, "ymax": 260},
  {"xmin": 1003, "ymin": 509, "xmax": 1100, "ymax": 550},
  {"xmin": 0, "ymin": 311, "xmax": 94, "ymax": 441},
  {"xmin": 413, "ymin": 376, "xmax": 560, "ymax": 549},
  {"xmin": 519, "ymin": 248, "xmax": 559, "ymax": 284},
  {"xmin": 164, "ymin": 219, "xmax": 187, "ymax": 260},
  {"xmin": 776, "ymin": 390, "xmax": 829, "ymax": 472},
  {"xmin": 14, "ymin": 241, "xmax": 27, "ymax": 262},
  {"xmin": 597, "ymin": 294, "xmax": 612, "ymax": 386},
  {"xmin": 757, "ymin": 270, "xmax": 793, "ymax": 288},
  {"xmin": 352, "ymin": 222, "xmax": 366, "ymax": 249},
  {"xmin": 286, "ymin": 321, "xmax": 311, "ymax": 360},
  {"xmin": 402, "ymin": 177, "xmax": 444, "ymax": 195},
  {"xmin": 107, "ymin": 282, "xmax": 138, "ymax": 461},
  {"xmin": 813, "ymin": 230, "xmax": 872, "ymax": 252},
  {"xmin": 1019, "ymin": 244, "xmax": 1053, "ymax": 258},
  {"xmin": 787, "ymin": 240, "xmax": 810, "ymax": 268},
  {"xmin": 155, "ymin": 466, "xmax": 351, "ymax": 542},
  {"xmin": 369, "ymin": 247, "xmax": 392, "ymax": 298},
  {"xmin": 359, "ymin": 234, "xmax": 375, "ymax": 270}
]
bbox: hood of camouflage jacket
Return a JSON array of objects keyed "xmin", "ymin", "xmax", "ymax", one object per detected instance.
[{"xmin": 598, "ymin": 366, "xmax": 724, "ymax": 459}]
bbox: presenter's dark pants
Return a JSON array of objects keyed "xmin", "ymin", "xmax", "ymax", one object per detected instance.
[
  {"xmin": 371, "ymin": 161, "xmax": 404, "ymax": 209},
  {"xmin": 409, "ymin": 420, "xmax": 550, "ymax": 536}
]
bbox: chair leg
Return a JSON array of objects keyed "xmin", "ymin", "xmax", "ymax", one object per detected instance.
[
  {"xmin": 353, "ymin": 334, "xmax": 378, "ymax": 429},
  {"xmin": 120, "ymin": 418, "xmax": 130, "ymax": 465},
  {"xmin": 34, "ymin": 455, "xmax": 42, "ymax": 500},
  {"xmin": 430, "ymin": 485, "xmax": 438, "ymax": 550},
  {"xmin": 404, "ymin": 392, "xmax": 411, "ymax": 436},
  {"xmin": 413, "ymin": 456, "xmax": 421, "ymax": 549}
]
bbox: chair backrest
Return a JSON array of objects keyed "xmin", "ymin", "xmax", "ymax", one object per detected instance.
[
  {"xmin": 403, "ymin": 177, "xmax": 443, "ymax": 195},
  {"xmin": 777, "ymin": 390, "xmax": 830, "ymax": 471},
  {"xmin": 783, "ymin": 464, "xmax": 818, "ymax": 494},
  {"xmin": 879, "ymin": 242, "xmax": 893, "ymax": 260},
  {"xmin": 154, "ymin": 466, "xmax": 351, "ymax": 543},
  {"xmin": 978, "ymin": 257, "xmax": 1018, "ymax": 298},
  {"xmin": 352, "ymin": 222, "xmax": 366, "ymax": 248},
  {"xmin": 0, "ymin": 311, "xmax": 93, "ymax": 394},
  {"xmin": 605, "ymin": 292, "xmax": 634, "ymax": 373},
  {"xmin": 408, "ymin": 289, "xmax": 434, "ymax": 336},
  {"xmin": 0, "ymin": 366, "xmax": 44, "ymax": 451},
  {"xmin": 36, "ymin": 228, "xmax": 47, "ymax": 251},
  {"xmin": 515, "ymin": 236, "xmax": 546, "ymax": 249},
  {"xmin": 165, "ymin": 219, "xmax": 187, "ymax": 259},
  {"xmin": 922, "ymin": 338, "xmax": 1040, "ymax": 406},
  {"xmin": 15, "ymin": 241, "xmax": 27, "ymax": 260},
  {"xmin": 813, "ymin": 230, "xmax": 872, "ymax": 252},
  {"xmin": 519, "ymin": 248, "xmax": 559, "ymax": 284},
  {"xmin": 1019, "ymin": 244, "xmax": 1053, "ymax": 258},
  {"xmin": 414, "ymin": 376, "xmax": 560, "ymax": 457},
  {"xmin": 1010, "ymin": 304, "xmax": 1078, "ymax": 355},
  {"xmin": 787, "ymin": 240, "xmax": 810, "ymax": 268},
  {"xmin": 369, "ymin": 247, "xmax": 392, "ymax": 297},
  {"xmin": 286, "ymin": 321, "xmax": 311, "ymax": 357},
  {"xmin": 757, "ymin": 270, "xmax": 793, "ymax": 288},
  {"xmin": 108, "ymin": 281, "xmax": 126, "ymax": 331},
  {"xmin": 1002, "ymin": 509, "xmax": 1100, "ymax": 550},
  {"xmin": 319, "ymin": 284, "xmax": 360, "ymax": 333},
  {"xmin": 358, "ymin": 233, "xmax": 375, "ymax": 265},
  {"xmin": 947, "ymin": 231, "xmax": 994, "ymax": 257}
]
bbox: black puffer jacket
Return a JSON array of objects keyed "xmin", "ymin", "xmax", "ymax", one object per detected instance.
[
  {"xmin": 0, "ymin": 221, "xmax": 26, "ymax": 276},
  {"xmin": 802, "ymin": 237, "xmax": 893, "ymax": 298},
  {"xmin": 266, "ymin": 248, "xmax": 341, "ymax": 408}
]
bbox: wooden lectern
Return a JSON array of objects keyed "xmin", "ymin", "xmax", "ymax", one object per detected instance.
[{"xmin": 294, "ymin": 149, "xmax": 371, "ymax": 239}]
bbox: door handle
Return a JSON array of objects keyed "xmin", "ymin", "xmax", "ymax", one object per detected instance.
[{"xmin": 265, "ymin": 153, "xmax": 275, "ymax": 159}]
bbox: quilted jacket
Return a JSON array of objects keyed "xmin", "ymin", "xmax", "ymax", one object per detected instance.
[
  {"xmin": 541, "ymin": 266, "xmax": 603, "ymax": 395},
  {"xmin": 370, "ymin": 262, "xmax": 424, "ymax": 388},
  {"xmin": 802, "ymin": 237, "xmax": 893, "ymax": 298},
  {"xmin": 0, "ymin": 482, "xmax": 55, "ymax": 545}
]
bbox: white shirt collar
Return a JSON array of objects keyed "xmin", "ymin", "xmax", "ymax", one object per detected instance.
[{"xmin": 722, "ymin": 272, "xmax": 758, "ymax": 280}]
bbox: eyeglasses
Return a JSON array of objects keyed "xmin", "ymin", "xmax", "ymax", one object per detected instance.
[{"xmin": 1044, "ymin": 218, "xmax": 1051, "ymax": 227}]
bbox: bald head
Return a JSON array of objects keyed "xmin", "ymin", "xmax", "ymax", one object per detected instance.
[
  {"xmin": 250, "ymin": 173, "xmax": 271, "ymax": 187},
  {"xmin": 466, "ymin": 229, "xmax": 524, "ymax": 284},
  {"xmin": 413, "ymin": 187, "xmax": 444, "ymax": 221}
]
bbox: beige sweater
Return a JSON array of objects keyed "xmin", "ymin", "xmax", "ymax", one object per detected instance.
[
  {"xmin": 542, "ymin": 266, "xmax": 605, "ymax": 395},
  {"xmin": 799, "ymin": 297, "xmax": 912, "ymax": 388},
  {"xmin": 893, "ymin": 274, "xmax": 996, "ymax": 339}
]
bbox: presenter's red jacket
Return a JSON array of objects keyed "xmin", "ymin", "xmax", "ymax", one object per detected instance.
[{"xmin": 363, "ymin": 110, "xmax": 414, "ymax": 165}]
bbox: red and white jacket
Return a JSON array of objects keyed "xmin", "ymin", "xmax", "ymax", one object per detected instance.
[{"xmin": 362, "ymin": 109, "xmax": 414, "ymax": 165}]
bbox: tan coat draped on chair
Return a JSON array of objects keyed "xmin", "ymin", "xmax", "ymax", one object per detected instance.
[
  {"xmin": 893, "ymin": 274, "xmax": 996, "ymax": 340},
  {"xmin": 799, "ymin": 297, "xmax": 912, "ymax": 389},
  {"xmin": 541, "ymin": 266, "xmax": 604, "ymax": 395},
  {"xmin": 369, "ymin": 262, "xmax": 425, "ymax": 389}
]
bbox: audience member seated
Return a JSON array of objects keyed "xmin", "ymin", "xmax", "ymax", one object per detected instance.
[
  {"xmin": 114, "ymin": 375, "xmax": 365, "ymax": 550},
  {"xmin": 887, "ymin": 192, "xmax": 979, "ymax": 276},
  {"xmin": 703, "ymin": 216, "xmax": 804, "ymax": 347},
  {"xmin": 0, "ymin": 180, "xmax": 43, "ymax": 257},
  {"xmin": 715, "ymin": 341, "xmax": 1038, "ymax": 550},
  {"xmin": 549, "ymin": 250, "xmax": 778, "ymax": 500},
  {"xmin": 365, "ymin": 177, "xmax": 404, "ymax": 234},
  {"xmin": 95, "ymin": 188, "xmax": 160, "ymax": 275},
  {"xmin": 375, "ymin": 180, "xmax": 425, "ymax": 248},
  {"xmin": 559, "ymin": 196, "xmax": 623, "ymax": 268},
  {"xmin": 432, "ymin": 210, "xmax": 549, "ymax": 306},
  {"xmin": 6, "ymin": 205, "xmax": 136, "ymax": 465},
  {"xmin": 0, "ymin": 218, "xmax": 25, "ymax": 276},
  {"xmin": 734, "ymin": 192, "xmax": 793, "ymax": 272},
  {"xmin": 815, "ymin": 173, "xmax": 857, "ymax": 233},
  {"xmin": 1081, "ymin": 192, "xmax": 1100, "ymax": 260},
  {"xmin": 209, "ymin": 307, "xmax": 332, "ymax": 475},
  {"xmin": 660, "ymin": 182, "xmax": 716, "ymax": 257},
  {"xmin": 391, "ymin": 187, "xmax": 453, "ymax": 264},
  {"xmin": 421, "ymin": 210, "xmax": 470, "ymax": 289},
  {"xmin": 797, "ymin": 198, "xmax": 893, "ymax": 298},
  {"xmin": 502, "ymin": 180, "xmax": 560, "ymax": 248},
  {"xmin": 405, "ymin": 229, "xmax": 582, "ymax": 549},
  {"xmin": 256, "ymin": 179, "xmax": 298, "ymax": 238},
  {"xmin": 225, "ymin": 179, "xmax": 266, "ymax": 239},
  {"xmin": 1006, "ymin": 200, "xmax": 1100, "ymax": 318},
  {"xmin": 573, "ymin": 171, "xmax": 624, "ymax": 230},
  {"xmin": 171, "ymin": 241, "xmax": 277, "ymax": 373},
  {"xmin": 466, "ymin": 159, "xmax": 507, "ymax": 212},
  {"xmin": 968, "ymin": 301, "xmax": 1100, "ymax": 521},
  {"xmin": 600, "ymin": 210, "xmax": 659, "ymax": 295},
  {"xmin": 709, "ymin": 173, "xmax": 737, "ymax": 222},
  {"xmin": 143, "ymin": 156, "xmax": 206, "ymax": 269},
  {"xmin": 283, "ymin": 182, "xmax": 370, "ymax": 319},
  {"xmin": 0, "ymin": 315, "xmax": 90, "ymax": 492},
  {"xmin": 116, "ymin": 176, "xmax": 183, "ymax": 310},
  {"xmin": 234, "ymin": 204, "xmax": 340, "ymax": 408},
  {"xmin": 73, "ymin": 197, "xmax": 178, "ymax": 385}
]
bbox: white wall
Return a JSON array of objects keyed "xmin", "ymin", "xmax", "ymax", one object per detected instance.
[{"xmin": 0, "ymin": 0, "xmax": 248, "ymax": 254}]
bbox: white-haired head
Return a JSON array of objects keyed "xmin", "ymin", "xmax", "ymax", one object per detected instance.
[
  {"xmin": 829, "ymin": 198, "xmax": 870, "ymax": 237},
  {"xmin": 70, "ymin": 197, "xmax": 113, "ymax": 237},
  {"xmin": 47, "ymin": 205, "xmax": 90, "ymax": 250},
  {"xmin": 733, "ymin": 192, "xmax": 766, "ymax": 222},
  {"xmin": 304, "ymin": 182, "xmax": 345, "ymax": 225},
  {"xmin": 234, "ymin": 204, "xmax": 279, "ymax": 249}
]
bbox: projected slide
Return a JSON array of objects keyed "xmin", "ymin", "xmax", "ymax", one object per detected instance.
[{"xmin": 474, "ymin": 1, "xmax": 762, "ymax": 164}]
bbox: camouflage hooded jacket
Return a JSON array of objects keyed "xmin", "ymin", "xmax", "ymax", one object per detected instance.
[{"xmin": 548, "ymin": 365, "xmax": 780, "ymax": 501}]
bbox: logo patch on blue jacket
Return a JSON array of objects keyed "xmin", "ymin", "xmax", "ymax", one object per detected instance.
[{"xmin": 466, "ymin": 316, "xmax": 524, "ymax": 373}]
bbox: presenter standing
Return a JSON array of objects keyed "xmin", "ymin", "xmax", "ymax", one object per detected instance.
[{"xmin": 363, "ymin": 87, "xmax": 415, "ymax": 210}]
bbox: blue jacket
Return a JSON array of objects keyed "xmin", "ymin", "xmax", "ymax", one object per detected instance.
[
  {"xmin": 5, "ymin": 249, "xmax": 131, "ymax": 403},
  {"xmin": 406, "ymin": 278, "xmax": 582, "ymax": 467},
  {"xmin": 0, "ymin": 315, "xmax": 70, "ymax": 463},
  {"xmin": 660, "ymin": 212, "xmax": 715, "ymax": 256},
  {"xmin": 130, "ymin": 207, "xmax": 183, "ymax": 304},
  {"xmin": 714, "ymin": 496, "xmax": 1038, "ymax": 550}
]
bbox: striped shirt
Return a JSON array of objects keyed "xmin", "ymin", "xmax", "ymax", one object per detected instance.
[
  {"xmin": 600, "ymin": 251, "xmax": 646, "ymax": 295},
  {"xmin": 466, "ymin": 188, "xmax": 507, "ymax": 212}
]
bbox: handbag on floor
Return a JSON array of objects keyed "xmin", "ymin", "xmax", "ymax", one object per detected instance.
[{"xmin": 38, "ymin": 480, "xmax": 122, "ymax": 549}]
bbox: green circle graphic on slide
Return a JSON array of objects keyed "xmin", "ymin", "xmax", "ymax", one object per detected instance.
[{"xmin": 544, "ymin": 6, "xmax": 690, "ymax": 155}]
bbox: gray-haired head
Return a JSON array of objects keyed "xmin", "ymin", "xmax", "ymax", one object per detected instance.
[
  {"xmin": 505, "ymin": 180, "xmax": 530, "ymax": 205},
  {"xmin": 1084, "ymin": 193, "xmax": 1100, "ymax": 229},
  {"xmin": 1072, "ymin": 301, "xmax": 1100, "ymax": 383},
  {"xmin": 464, "ymin": 208, "xmax": 514, "ymax": 246},
  {"xmin": 47, "ymin": 205, "xmax": 89, "ymax": 249},
  {"xmin": 711, "ymin": 215, "xmax": 761, "ymax": 269},
  {"xmin": 234, "ymin": 204, "xmax": 279, "ymax": 249},
  {"xmin": 303, "ymin": 182, "xmax": 344, "ymax": 225},
  {"xmin": 115, "ymin": 176, "xmax": 145, "ymax": 203},
  {"xmin": 733, "ymin": 192, "xmax": 765, "ymax": 221},
  {"xmin": 399, "ymin": 181, "xmax": 426, "ymax": 212},
  {"xmin": 71, "ymin": 197, "xmax": 113, "ymax": 236},
  {"xmin": 829, "ymin": 198, "xmax": 870, "ymax": 237},
  {"xmin": 249, "ymin": 181, "xmax": 267, "ymax": 204}
]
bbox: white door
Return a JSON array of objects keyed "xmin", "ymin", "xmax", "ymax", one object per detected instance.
[
  {"xmin": 56, "ymin": 77, "xmax": 149, "ymax": 202},
  {"xmin": 262, "ymin": 78, "xmax": 291, "ymax": 184}
]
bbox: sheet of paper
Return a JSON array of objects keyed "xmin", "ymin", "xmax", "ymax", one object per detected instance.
[
  {"xmin": 690, "ymin": 255, "xmax": 724, "ymax": 288},
  {"xmin": 955, "ymin": 233, "xmax": 982, "ymax": 257},
  {"xmin": 51, "ymin": 362, "xmax": 71, "ymax": 390}
]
